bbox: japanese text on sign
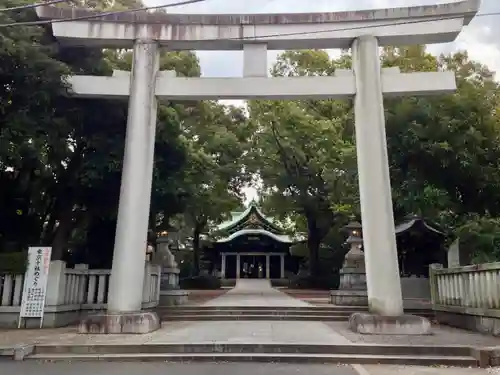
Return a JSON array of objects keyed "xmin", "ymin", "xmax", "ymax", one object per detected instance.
[{"xmin": 19, "ymin": 247, "xmax": 52, "ymax": 319}]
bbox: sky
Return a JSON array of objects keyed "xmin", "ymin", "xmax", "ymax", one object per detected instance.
[{"xmin": 142, "ymin": 0, "xmax": 500, "ymax": 203}]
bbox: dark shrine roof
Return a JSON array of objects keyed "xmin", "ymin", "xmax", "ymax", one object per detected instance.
[{"xmin": 395, "ymin": 216, "xmax": 445, "ymax": 236}]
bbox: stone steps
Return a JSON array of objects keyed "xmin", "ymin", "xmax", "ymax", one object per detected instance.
[
  {"xmin": 0, "ymin": 346, "xmax": 15, "ymax": 357},
  {"xmin": 27, "ymin": 343, "xmax": 480, "ymax": 367},
  {"xmin": 161, "ymin": 309, "xmax": 433, "ymax": 316},
  {"xmin": 160, "ymin": 314, "xmax": 349, "ymax": 321},
  {"xmin": 166, "ymin": 305, "xmax": 367, "ymax": 311},
  {"xmin": 164, "ymin": 310, "xmax": 352, "ymax": 316},
  {"xmin": 160, "ymin": 305, "xmax": 433, "ymax": 313},
  {"xmin": 157, "ymin": 306, "xmax": 434, "ymax": 321},
  {"xmin": 26, "ymin": 352, "xmax": 478, "ymax": 366}
]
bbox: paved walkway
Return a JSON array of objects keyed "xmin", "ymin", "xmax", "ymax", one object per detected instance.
[
  {"xmin": 2, "ymin": 361, "xmax": 497, "ymax": 375},
  {"xmin": 1, "ymin": 280, "xmax": 499, "ymax": 374},
  {"xmin": 203, "ymin": 279, "xmax": 310, "ymax": 306},
  {"xmin": 0, "ymin": 279, "xmax": 349, "ymax": 345},
  {"xmin": 161, "ymin": 279, "xmax": 350, "ymax": 344},
  {"xmin": 0, "ymin": 362, "xmax": 361, "ymax": 375}
]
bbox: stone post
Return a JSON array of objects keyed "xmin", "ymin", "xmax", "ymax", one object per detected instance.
[
  {"xmin": 45, "ymin": 260, "xmax": 67, "ymax": 307},
  {"xmin": 428, "ymin": 263, "xmax": 443, "ymax": 305},
  {"xmin": 351, "ymin": 35, "xmax": 403, "ymax": 317},
  {"xmin": 280, "ymin": 254, "xmax": 285, "ymax": 279},
  {"xmin": 221, "ymin": 253, "xmax": 226, "ymax": 279},
  {"xmin": 266, "ymin": 255, "xmax": 270, "ymax": 279},
  {"xmin": 243, "ymin": 43, "xmax": 268, "ymax": 77},
  {"xmin": 79, "ymin": 40, "xmax": 161, "ymax": 334},
  {"xmin": 236, "ymin": 254, "xmax": 241, "ymax": 279},
  {"xmin": 349, "ymin": 36, "xmax": 431, "ymax": 334}
]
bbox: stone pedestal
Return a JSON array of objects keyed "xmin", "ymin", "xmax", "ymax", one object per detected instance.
[
  {"xmin": 348, "ymin": 312, "xmax": 432, "ymax": 335},
  {"xmin": 78, "ymin": 312, "xmax": 160, "ymax": 334},
  {"xmin": 331, "ymin": 289, "xmax": 367, "ymax": 306},
  {"xmin": 160, "ymin": 289, "xmax": 189, "ymax": 306}
]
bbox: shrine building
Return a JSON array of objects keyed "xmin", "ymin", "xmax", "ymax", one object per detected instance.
[{"xmin": 202, "ymin": 202, "xmax": 302, "ymax": 280}]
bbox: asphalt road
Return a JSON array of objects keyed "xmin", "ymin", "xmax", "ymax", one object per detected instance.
[{"xmin": 0, "ymin": 361, "xmax": 361, "ymax": 375}]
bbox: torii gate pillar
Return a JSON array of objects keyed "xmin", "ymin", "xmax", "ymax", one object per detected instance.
[
  {"xmin": 347, "ymin": 35, "xmax": 430, "ymax": 334},
  {"xmin": 79, "ymin": 40, "xmax": 161, "ymax": 334}
]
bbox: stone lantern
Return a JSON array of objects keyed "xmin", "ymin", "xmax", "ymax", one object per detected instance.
[
  {"xmin": 153, "ymin": 232, "xmax": 188, "ymax": 306},
  {"xmin": 330, "ymin": 221, "xmax": 368, "ymax": 306}
]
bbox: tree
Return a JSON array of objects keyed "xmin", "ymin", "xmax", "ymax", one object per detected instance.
[
  {"xmin": 0, "ymin": 0, "xmax": 202, "ymax": 268},
  {"xmin": 382, "ymin": 46, "xmax": 500, "ymax": 261},
  {"xmin": 0, "ymin": 0, "xmax": 72, "ymax": 253},
  {"xmin": 180, "ymin": 102, "xmax": 251, "ymax": 275},
  {"xmin": 250, "ymin": 45, "xmax": 500, "ymax": 273},
  {"xmin": 248, "ymin": 50, "xmax": 357, "ymax": 276}
]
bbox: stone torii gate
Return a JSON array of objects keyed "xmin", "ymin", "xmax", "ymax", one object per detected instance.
[{"xmin": 37, "ymin": 0, "xmax": 480, "ymax": 334}]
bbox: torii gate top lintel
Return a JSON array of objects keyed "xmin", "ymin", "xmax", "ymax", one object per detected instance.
[{"xmin": 36, "ymin": 0, "xmax": 480, "ymax": 49}]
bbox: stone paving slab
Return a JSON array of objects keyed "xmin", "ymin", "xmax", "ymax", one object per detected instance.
[
  {"xmin": 327, "ymin": 321, "xmax": 500, "ymax": 347},
  {"xmin": 360, "ymin": 364, "xmax": 499, "ymax": 375},
  {"xmin": 0, "ymin": 321, "xmax": 350, "ymax": 346},
  {"xmin": 0, "ymin": 281, "xmax": 498, "ymax": 350},
  {"xmin": 0, "ymin": 281, "xmax": 349, "ymax": 346},
  {"xmin": 0, "ymin": 362, "xmax": 360, "ymax": 375},
  {"xmin": 203, "ymin": 279, "xmax": 311, "ymax": 307},
  {"xmin": 147, "ymin": 321, "xmax": 351, "ymax": 344},
  {"xmin": 1, "ymin": 361, "xmax": 498, "ymax": 375}
]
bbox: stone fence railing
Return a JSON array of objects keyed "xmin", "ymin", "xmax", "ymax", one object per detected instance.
[
  {"xmin": 429, "ymin": 262, "xmax": 500, "ymax": 335},
  {"xmin": 0, "ymin": 260, "xmax": 161, "ymax": 328}
]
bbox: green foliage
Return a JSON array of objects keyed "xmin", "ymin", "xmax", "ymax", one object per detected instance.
[
  {"xmin": 248, "ymin": 50, "xmax": 357, "ymax": 275},
  {"xmin": 180, "ymin": 275, "xmax": 221, "ymax": 290},
  {"xmin": 455, "ymin": 217, "xmax": 500, "ymax": 263},
  {"xmin": 178, "ymin": 101, "xmax": 251, "ymax": 275},
  {"xmin": 288, "ymin": 274, "xmax": 339, "ymax": 290},
  {"xmin": 0, "ymin": 252, "xmax": 27, "ymax": 274},
  {"xmin": 0, "ymin": 0, "xmax": 238, "ymax": 270},
  {"xmin": 254, "ymin": 46, "xmax": 500, "ymax": 267},
  {"xmin": 2, "ymin": 0, "xmax": 500, "ymax": 276},
  {"xmin": 289, "ymin": 243, "xmax": 346, "ymax": 289}
]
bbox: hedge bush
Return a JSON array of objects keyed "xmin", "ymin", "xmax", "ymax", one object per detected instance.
[
  {"xmin": 0, "ymin": 252, "xmax": 28, "ymax": 274},
  {"xmin": 180, "ymin": 275, "xmax": 221, "ymax": 290},
  {"xmin": 288, "ymin": 272, "xmax": 340, "ymax": 290}
]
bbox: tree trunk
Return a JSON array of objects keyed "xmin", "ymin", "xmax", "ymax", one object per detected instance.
[
  {"xmin": 44, "ymin": 142, "xmax": 85, "ymax": 256},
  {"xmin": 306, "ymin": 214, "xmax": 321, "ymax": 277},
  {"xmin": 41, "ymin": 211, "xmax": 57, "ymax": 245},
  {"xmin": 192, "ymin": 224, "xmax": 201, "ymax": 276},
  {"xmin": 307, "ymin": 234, "xmax": 321, "ymax": 276},
  {"xmin": 50, "ymin": 206, "xmax": 74, "ymax": 260}
]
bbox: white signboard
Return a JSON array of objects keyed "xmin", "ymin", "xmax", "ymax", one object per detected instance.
[{"xmin": 19, "ymin": 247, "xmax": 51, "ymax": 327}]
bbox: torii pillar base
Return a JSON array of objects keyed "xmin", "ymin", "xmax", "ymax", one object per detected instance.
[
  {"xmin": 78, "ymin": 311, "xmax": 160, "ymax": 334},
  {"xmin": 348, "ymin": 312, "xmax": 432, "ymax": 335}
]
